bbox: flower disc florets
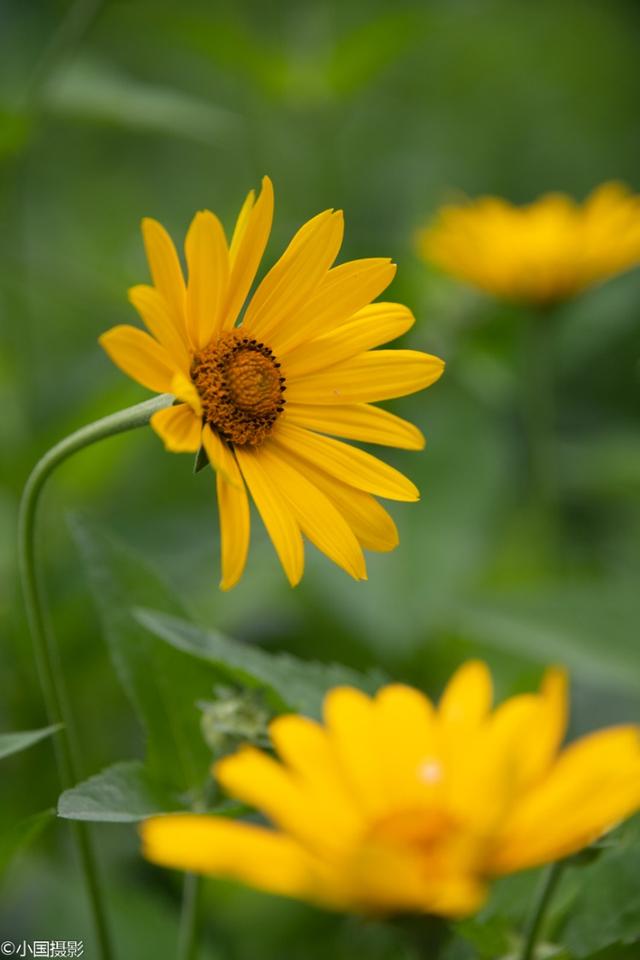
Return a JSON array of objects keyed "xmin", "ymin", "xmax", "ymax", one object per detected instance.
[{"xmin": 191, "ymin": 332, "xmax": 286, "ymax": 446}]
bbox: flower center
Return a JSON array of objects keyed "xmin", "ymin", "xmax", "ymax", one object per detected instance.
[{"xmin": 191, "ymin": 332, "xmax": 285, "ymax": 446}]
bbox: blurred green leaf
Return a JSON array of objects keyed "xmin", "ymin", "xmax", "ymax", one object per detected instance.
[
  {"xmin": 456, "ymin": 580, "xmax": 640, "ymax": 695},
  {"xmin": 0, "ymin": 725, "xmax": 61, "ymax": 761},
  {"xmin": 135, "ymin": 607, "xmax": 385, "ymax": 720},
  {"xmin": 42, "ymin": 57, "xmax": 238, "ymax": 143},
  {"xmin": 57, "ymin": 760, "xmax": 186, "ymax": 823},
  {"xmin": 70, "ymin": 514, "xmax": 226, "ymax": 794},
  {"xmin": 560, "ymin": 820, "xmax": 640, "ymax": 957},
  {"xmin": 0, "ymin": 809, "xmax": 54, "ymax": 877}
]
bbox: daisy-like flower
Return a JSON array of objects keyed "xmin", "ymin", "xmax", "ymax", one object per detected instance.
[
  {"xmin": 141, "ymin": 661, "xmax": 640, "ymax": 917},
  {"xmin": 418, "ymin": 182, "xmax": 640, "ymax": 305},
  {"xmin": 100, "ymin": 178, "xmax": 444, "ymax": 589}
]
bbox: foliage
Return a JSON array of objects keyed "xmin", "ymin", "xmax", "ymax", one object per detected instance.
[{"xmin": 1, "ymin": 0, "xmax": 639, "ymax": 957}]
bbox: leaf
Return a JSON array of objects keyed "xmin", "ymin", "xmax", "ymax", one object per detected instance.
[
  {"xmin": 134, "ymin": 607, "xmax": 385, "ymax": 721},
  {"xmin": 0, "ymin": 809, "xmax": 55, "ymax": 876},
  {"xmin": 69, "ymin": 514, "xmax": 226, "ymax": 794},
  {"xmin": 455, "ymin": 579, "xmax": 640, "ymax": 695},
  {"xmin": 560, "ymin": 819, "xmax": 640, "ymax": 957},
  {"xmin": 42, "ymin": 57, "xmax": 238, "ymax": 144},
  {"xmin": 57, "ymin": 761, "xmax": 187, "ymax": 823},
  {"xmin": 0, "ymin": 725, "xmax": 61, "ymax": 761}
]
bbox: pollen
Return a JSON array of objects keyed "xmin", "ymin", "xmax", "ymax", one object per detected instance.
[{"xmin": 191, "ymin": 332, "xmax": 286, "ymax": 446}]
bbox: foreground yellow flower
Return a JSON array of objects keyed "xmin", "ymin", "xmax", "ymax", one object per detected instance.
[
  {"xmin": 141, "ymin": 661, "xmax": 640, "ymax": 917},
  {"xmin": 418, "ymin": 182, "xmax": 640, "ymax": 305},
  {"xmin": 100, "ymin": 177, "xmax": 444, "ymax": 589}
]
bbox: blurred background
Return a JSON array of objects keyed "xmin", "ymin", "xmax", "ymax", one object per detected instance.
[{"xmin": 1, "ymin": 0, "xmax": 639, "ymax": 957}]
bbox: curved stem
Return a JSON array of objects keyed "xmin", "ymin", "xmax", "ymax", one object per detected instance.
[
  {"xmin": 520, "ymin": 862, "xmax": 564, "ymax": 960},
  {"xmin": 17, "ymin": 392, "xmax": 174, "ymax": 960}
]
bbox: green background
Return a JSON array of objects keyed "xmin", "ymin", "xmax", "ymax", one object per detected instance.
[{"xmin": 1, "ymin": 1, "xmax": 639, "ymax": 957}]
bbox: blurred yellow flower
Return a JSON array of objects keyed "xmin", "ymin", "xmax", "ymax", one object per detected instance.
[
  {"xmin": 418, "ymin": 182, "xmax": 640, "ymax": 305},
  {"xmin": 100, "ymin": 177, "xmax": 444, "ymax": 589},
  {"xmin": 140, "ymin": 661, "xmax": 640, "ymax": 917}
]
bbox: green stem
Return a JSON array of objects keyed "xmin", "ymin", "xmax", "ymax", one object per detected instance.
[
  {"xmin": 17, "ymin": 392, "xmax": 174, "ymax": 960},
  {"xmin": 521, "ymin": 306, "xmax": 556, "ymax": 512},
  {"xmin": 178, "ymin": 873, "xmax": 201, "ymax": 960},
  {"xmin": 519, "ymin": 862, "xmax": 565, "ymax": 960}
]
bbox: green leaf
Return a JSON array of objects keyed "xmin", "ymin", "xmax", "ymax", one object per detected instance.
[
  {"xmin": 0, "ymin": 809, "xmax": 55, "ymax": 876},
  {"xmin": 57, "ymin": 761, "xmax": 187, "ymax": 823},
  {"xmin": 43, "ymin": 57, "xmax": 238, "ymax": 144},
  {"xmin": 560, "ymin": 819, "xmax": 640, "ymax": 957},
  {"xmin": 456, "ymin": 579, "xmax": 640, "ymax": 695},
  {"xmin": 0, "ymin": 725, "xmax": 61, "ymax": 761},
  {"xmin": 69, "ymin": 514, "xmax": 226, "ymax": 794},
  {"xmin": 135, "ymin": 607, "xmax": 385, "ymax": 720}
]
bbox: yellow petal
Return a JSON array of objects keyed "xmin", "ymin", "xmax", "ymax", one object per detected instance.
[
  {"xmin": 373, "ymin": 685, "xmax": 438, "ymax": 808},
  {"xmin": 269, "ymin": 715, "xmax": 362, "ymax": 833},
  {"xmin": 271, "ymin": 259, "xmax": 397, "ymax": 355},
  {"xmin": 128, "ymin": 284, "xmax": 190, "ymax": 373},
  {"xmin": 268, "ymin": 433, "xmax": 398, "ymax": 552},
  {"xmin": 242, "ymin": 210, "xmax": 344, "ymax": 343},
  {"xmin": 185, "ymin": 210, "xmax": 230, "ymax": 348},
  {"xmin": 274, "ymin": 421, "xmax": 419, "ymax": 502},
  {"xmin": 216, "ymin": 745, "xmax": 352, "ymax": 856},
  {"xmin": 141, "ymin": 217, "xmax": 186, "ymax": 331},
  {"xmin": 170, "ymin": 371, "xmax": 202, "ymax": 416},
  {"xmin": 286, "ymin": 350, "xmax": 445, "ymax": 405},
  {"xmin": 141, "ymin": 815, "xmax": 313, "ymax": 899},
  {"xmin": 201, "ymin": 424, "xmax": 241, "ymax": 487},
  {"xmin": 323, "ymin": 686, "xmax": 386, "ymax": 819},
  {"xmin": 224, "ymin": 176, "xmax": 274, "ymax": 329},
  {"xmin": 281, "ymin": 302, "xmax": 414, "ymax": 378},
  {"xmin": 438, "ymin": 661, "xmax": 493, "ymax": 728},
  {"xmin": 216, "ymin": 467, "xmax": 250, "ymax": 591},
  {"xmin": 489, "ymin": 667, "xmax": 568, "ymax": 793},
  {"xmin": 251, "ymin": 444, "xmax": 366, "ymax": 580},
  {"xmin": 492, "ymin": 726, "xmax": 640, "ymax": 873},
  {"xmin": 99, "ymin": 324, "xmax": 177, "ymax": 393},
  {"xmin": 234, "ymin": 445, "xmax": 304, "ymax": 586},
  {"xmin": 284, "ymin": 403, "xmax": 424, "ymax": 450},
  {"xmin": 150, "ymin": 404, "xmax": 202, "ymax": 453}
]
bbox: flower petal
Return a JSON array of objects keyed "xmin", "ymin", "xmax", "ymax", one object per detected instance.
[
  {"xmin": 286, "ymin": 350, "xmax": 445, "ymax": 405},
  {"xmin": 273, "ymin": 421, "xmax": 419, "ymax": 501},
  {"xmin": 216, "ymin": 466, "xmax": 250, "ymax": 591},
  {"xmin": 271, "ymin": 259, "xmax": 396, "ymax": 355},
  {"xmin": 128, "ymin": 284, "xmax": 191, "ymax": 372},
  {"xmin": 281, "ymin": 302, "xmax": 414, "ymax": 377},
  {"xmin": 373, "ymin": 685, "xmax": 438, "ymax": 808},
  {"xmin": 223, "ymin": 176, "xmax": 274, "ymax": 329},
  {"xmin": 99, "ymin": 324, "xmax": 177, "ymax": 393},
  {"xmin": 267, "ymin": 434, "xmax": 398, "ymax": 552},
  {"xmin": 491, "ymin": 726, "xmax": 640, "ymax": 873},
  {"xmin": 141, "ymin": 814, "xmax": 313, "ymax": 898},
  {"xmin": 216, "ymin": 745, "xmax": 352, "ymax": 856},
  {"xmin": 234, "ymin": 445, "xmax": 304, "ymax": 586},
  {"xmin": 284, "ymin": 403, "xmax": 425, "ymax": 450},
  {"xmin": 438, "ymin": 661, "xmax": 493, "ymax": 729},
  {"xmin": 323, "ymin": 687, "xmax": 386, "ymax": 818},
  {"xmin": 185, "ymin": 210, "xmax": 230, "ymax": 348},
  {"xmin": 150, "ymin": 403, "xmax": 202, "ymax": 453},
  {"xmin": 269, "ymin": 715, "xmax": 362, "ymax": 833},
  {"xmin": 251, "ymin": 444, "xmax": 367, "ymax": 580},
  {"xmin": 141, "ymin": 217, "xmax": 186, "ymax": 332},
  {"xmin": 201, "ymin": 424, "xmax": 241, "ymax": 487},
  {"xmin": 242, "ymin": 210, "xmax": 344, "ymax": 343}
]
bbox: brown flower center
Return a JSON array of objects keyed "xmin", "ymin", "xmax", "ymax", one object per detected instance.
[{"xmin": 191, "ymin": 332, "xmax": 285, "ymax": 446}]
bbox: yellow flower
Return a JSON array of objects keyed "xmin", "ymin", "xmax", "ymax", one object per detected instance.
[
  {"xmin": 140, "ymin": 661, "xmax": 640, "ymax": 917},
  {"xmin": 100, "ymin": 177, "xmax": 444, "ymax": 589},
  {"xmin": 418, "ymin": 182, "xmax": 640, "ymax": 305}
]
